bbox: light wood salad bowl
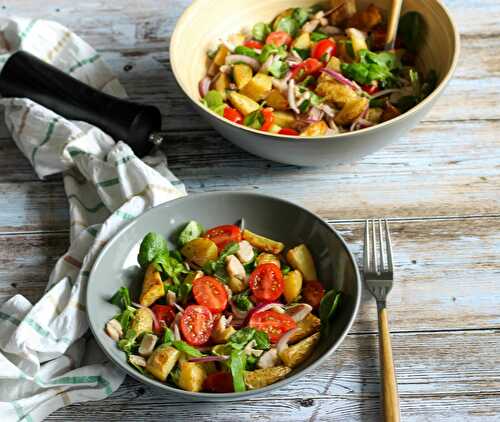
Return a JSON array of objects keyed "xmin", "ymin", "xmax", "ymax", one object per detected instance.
[{"xmin": 170, "ymin": 0, "xmax": 459, "ymax": 166}]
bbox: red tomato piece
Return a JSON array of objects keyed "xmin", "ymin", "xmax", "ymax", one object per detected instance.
[
  {"xmin": 249, "ymin": 263, "xmax": 284, "ymax": 302},
  {"xmin": 279, "ymin": 128, "xmax": 300, "ymax": 136},
  {"xmin": 244, "ymin": 40, "xmax": 264, "ymax": 49},
  {"xmin": 260, "ymin": 107, "xmax": 275, "ymax": 132},
  {"xmin": 180, "ymin": 305, "xmax": 214, "ymax": 346},
  {"xmin": 291, "ymin": 58, "xmax": 322, "ymax": 81},
  {"xmin": 151, "ymin": 304, "xmax": 176, "ymax": 334},
  {"xmin": 248, "ymin": 310, "xmax": 297, "ymax": 343},
  {"xmin": 223, "ymin": 107, "xmax": 243, "ymax": 124},
  {"xmin": 302, "ymin": 281, "xmax": 325, "ymax": 309},
  {"xmin": 312, "ymin": 39, "xmax": 337, "ymax": 62},
  {"xmin": 362, "ymin": 83, "xmax": 380, "ymax": 95},
  {"xmin": 204, "ymin": 224, "xmax": 242, "ymax": 250},
  {"xmin": 266, "ymin": 31, "xmax": 292, "ymax": 47},
  {"xmin": 203, "ymin": 372, "xmax": 234, "ymax": 393},
  {"xmin": 192, "ymin": 276, "xmax": 228, "ymax": 313}
]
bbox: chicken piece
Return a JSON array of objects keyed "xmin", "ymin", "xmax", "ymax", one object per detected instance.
[
  {"xmin": 138, "ymin": 333, "xmax": 158, "ymax": 357},
  {"xmin": 236, "ymin": 240, "xmax": 255, "ymax": 264},
  {"xmin": 229, "ymin": 276, "xmax": 246, "ymax": 294},
  {"xmin": 316, "ymin": 81, "xmax": 358, "ymax": 108},
  {"xmin": 211, "ymin": 315, "xmax": 237, "ymax": 344},
  {"xmin": 105, "ymin": 319, "xmax": 123, "ymax": 341},
  {"xmin": 129, "ymin": 355, "xmax": 147, "ymax": 368},
  {"xmin": 258, "ymin": 348, "xmax": 281, "ymax": 369},
  {"xmin": 226, "ymin": 255, "xmax": 246, "ymax": 280}
]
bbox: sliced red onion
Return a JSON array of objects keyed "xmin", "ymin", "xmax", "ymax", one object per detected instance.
[
  {"xmin": 317, "ymin": 103, "xmax": 336, "ymax": 117},
  {"xmin": 308, "ymin": 107, "xmax": 324, "ymax": 123},
  {"xmin": 260, "ymin": 54, "xmax": 275, "ymax": 74},
  {"xmin": 195, "ymin": 345, "xmax": 213, "ymax": 353},
  {"xmin": 321, "ymin": 68, "xmax": 362, "ymax": 93},
  {"xmin": 302, "ymin": 19, "xmax": 320, "ymax": 33},
  {"xmin": 225, "ymin": 55, "xmax": 260, "ymax": 71},
  {"xmin": 166, "ymin": 290, "xmax": 176, "ymax": 305},
  {"xmin": 131, "ymin": 301, "xmax": 144, "ymax": 308},
  {"xmin": 326, "ymin": 116, "xmax": 339, "ymax": 131},
  {"xmin": 288, "ymin": 79, "xmax": 300, "ymax": 114},
  {"xmin": 276, "ymin": 327, "xmax": 299, "ymax": 353},
  {"xmin": 286, "ymin": 303, "xmax": 313, "ymax": 322},
  {"xmin": 319, "ymin": 25, "xmax": 343, "ymax": 35},
  {"xmin": 188, "ymin": 355, "xmax": 229, "ymax": 363},
  {"xmin": 173, "ymin": 302, "xmax": 184, "ymax": 313},
  {"xmin": 172, "ymin": 313, "xmax": 182, "ymax": 341},
  {"xmin": 350, "ymin": 103, "xmax": 370, "ymax": 132},
  {"xmin": 357, "ymin": 118, "xmax": 375, "ymax": 129},
  {"xmin": 253, "ymin": 302, "xmax": 286, "ymax": 314},
  {"xmin": 370, "ymin": 88, "xmax": 401, "ymax": 100},
  {"xmin": 199, "ymin": 77, "xmax": 211, "ymax": 98}
]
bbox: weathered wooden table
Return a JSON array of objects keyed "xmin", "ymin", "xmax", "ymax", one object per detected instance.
[{"xmin": 2, "ymin": 0, "xmax": 499, "ymax": 420}]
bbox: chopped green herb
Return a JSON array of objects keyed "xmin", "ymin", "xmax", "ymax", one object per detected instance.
[
  {"xmin": 233, "ymin": 290, "xmax": 253, "ymax": 311},
  {"xmin": 275, "ymin": 16, "xmax": 300, "ymax": 36},
  {"xmin": 311, "ymin": 32, "xmax": 328, "ymax": 42},
  {"xmin": 172, "ymin": 340, "xmax": 204, "ymax": 357},
  {"xmin": 118, "ymin": 329, "xmax": 138, "ymax": 354},
  {"xmin": 341, "ymin": 49, "xmax": 399, "ymax": 87},
  {"xmin": 230, "ymin": 350, "xmax": 246, "ymax": 392},
  {"xmin": 292, "ymin": 8, "xmax": 311, "ymax": 27},
  {"xmin": 234, "ymin": 45, "xmax": 260, "ymax": 60},
  {"xmin": 268, "ymin": 60, "xmax": 289, "ymax": 79},
  {"xmin": 243, "ymin": 109, "xmax": 264, "ymax": 129},
  {"xmin": 163, "ymin": 327, "xmax": 175, "ymax": 345},
  {"xmin": 110, "ymin": 286, "xmax": 132, "ymax": 310},
  {"xmin": 293, "ymin": 47, "xmax": 310, "ymax": 60},
  {"xmin": 259, "ymin": 44, "xmax": 287, "ymax": 63}
]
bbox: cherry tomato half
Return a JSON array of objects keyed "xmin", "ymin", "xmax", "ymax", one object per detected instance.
[
  {"xmin": 260, "ymin": 107, "xmax": 275, "ymax": 132},
  {"xmin": 224, "ymin": 107, "xmax": 243, "ymax": 124},
  {"xmin": 266, "ymin": 31, "xmax": 292, "ymax": 47},
  {"xmin": 362, "ymin": 83, "xmax": 380, "ymax": 95},
  {"xmin": 203, "ymin": 372, "xmax": 234, "ymax": 393},
  {"xmin": 302, "ymin": 281, "xmax": 325, "ymax": 309},
  {"xmin": 279, "ymin": 128, "xmax": 300, "ymax": 136},
  {"xmin": 244, "ymin": 40, "xmax": 264, "ymax": 49},
  {"xmin": 312, "ymin": 39, "xmax": 337, "ymax": 62},
  {"xmin": 204, "ymin": 224, "xmax": 242, "ymax": 250},
  {"xmin": 249, "ymin": 263, "xmax": 284, "ymax": 302},
  {"xmin": 180, "ymin": 305, "xmax": 214, "ymax": 346},
  {"xmin": 291, "ymin": 58, "xmax": 322, "ymax": 81},
  {"xmin": 248, "ymin": 310, "xmax": 297, "ymax": 343},
  {"xmin": 193, "ymin": 276, "xmax": 228, "ymax": 313},
  {"xmin": 151, "ymin": 304, "xmax": 176, "ymax": 334}
]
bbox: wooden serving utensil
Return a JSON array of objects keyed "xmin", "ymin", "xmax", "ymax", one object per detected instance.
[{"xmin": 385, "ymin": 0, "xmax": 404, "ymax": 51}]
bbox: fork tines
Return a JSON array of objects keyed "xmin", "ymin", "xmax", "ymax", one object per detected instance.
[{"xmin": 364, "ymin": 219, "xmax": 393, "ymax": 276}]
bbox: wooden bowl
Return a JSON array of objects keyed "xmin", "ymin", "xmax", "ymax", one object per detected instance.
[{"xmin": 170, "ymin": 0, "xmax": 459, "ymax": 166}]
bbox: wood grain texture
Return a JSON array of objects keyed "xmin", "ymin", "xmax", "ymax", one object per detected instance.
[
  {"xmin": 42, "ymin": 329, "xmax": 500, "ymax": 421},
  {"xmin": 0, "ymin": 0, "xmax": 499, "ymax": 420}
]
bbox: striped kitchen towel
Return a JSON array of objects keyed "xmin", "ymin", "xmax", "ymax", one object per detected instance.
[{"xmin": 0, "ymin": 17, "xmax": 186, "ymax": 421}]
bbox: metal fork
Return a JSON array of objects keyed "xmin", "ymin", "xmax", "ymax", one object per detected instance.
[{"xmin": 364, "ymin": 219, "xmax": 400, "ymax": 422}]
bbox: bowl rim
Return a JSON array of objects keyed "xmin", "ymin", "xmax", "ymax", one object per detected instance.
[
  {"xmin": 170, "ymin": 0, "xmax": 461, "ymax": 142},
  {"xmin": 86, "ymin": 191, "xmax": 362, "ymax": 400}
]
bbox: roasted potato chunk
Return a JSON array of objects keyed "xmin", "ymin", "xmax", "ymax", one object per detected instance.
[
  {"xmin": 178, "ymin": 361, "xmax": 208, "ymax": 392},
  {"xmin": 286, "ymin": 244, "xmax": 318, "ymax": 281},
  {"xmin": 382, "ymin": 102, "xmax": 402, "ymax": 122},
  {"xmin": 213, "ymin": 72, "xmax": 230, "ymax": 99},
  {"xmin": 208, "ymin": 45, "xmax": 230, "ymax": 76},
  {"xmin": 146, "ymin": 345, "xmax": 180, "ymax": 381},
  {"xmin": 347, "ymin": 4, "xmax": 383, "ymax": 31},
  {"xmin": 301, "ymin": 121, "xmax": 329, "ymax": 137},
  {"xmin": 292, "ymin": 32, "xmax": 311, "ymax": 50},
  {"xmin": 346, "ymin": 28, "xmax": 368, "ymax": 58},
  {"xmin": 330, "ymin": 0, "xmax": 357, "ymax": 25},
  {"xmin": 241, "ymin": 73, "xmax": 273, "ymax": 102},
  {"xmin": 243, "ymin": 229, "xmax": 285, "ymax": 254},
  {"xmin": 288, "ymin": 314, "xmax": 321, "ymax": 344},
  {"xmin": 181, "ymin": 238, "xmax": 218, "ymax": 267},
  {"xmin": 265, "ymin": 89, "xmax": 289, "ymax": 111},
  {"xmin": 279, "ymin": 332, "xmax": 320, "ymax": 368},
  {"xmin": 233, "ymin": 64, "xmax": 253, "ymax": 90},
  {"xmin": 273, "ymin": 111, "xmax": 296, "ymax": 128},
  {"xmin": 139, "ymin": 264, "xmax": 165, "ymax": 307},
  {"xmin": 228, "ymin": 91, "xmax": 260, "ymax": 116},
  {"xmin": 228, "ymin": 276, "xmax": 247, "ymax": 294},
  {"xmin": 130, "ymin": 307, "xmax": 154, "ymax": 336},
  {"xmin": 244, "ymin": 366, "xmax": 292, "ymax": 390},
  {"xmin": 335, "ymin": 97, "xmax": 369, "ymax": 126},
  {"xmin": 283, "ymin": 270, "xmax": 303, "ymax": 303},
  {"xmin": 255, "ymin": 253, "xmax": 281, "ymax": 268},
  {"xmin": 366, "ymin": 107, "xmax": 384, "ymax": 124},
  {"xmin": 316, "ymin": 81, "xmax": 358, "ymax": 108}
]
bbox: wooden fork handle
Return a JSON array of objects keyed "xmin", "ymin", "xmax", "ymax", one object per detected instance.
[{"xmin": 377, "ymin": 304, "xmax": 401, "ymax": 422}]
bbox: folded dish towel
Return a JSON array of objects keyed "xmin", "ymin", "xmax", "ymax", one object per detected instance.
[{"xmin": 0, "ymin": 17, "xmax": 186, "ymax": 421}]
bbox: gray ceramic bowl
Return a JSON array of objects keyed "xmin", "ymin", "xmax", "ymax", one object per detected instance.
[
  {"xmin": 87, "ymin": 192, "xmax": 361, "ymax": 400},
  {"xmin": 170, "ymin": 0, "xmax": 459, "ymax": 166}
]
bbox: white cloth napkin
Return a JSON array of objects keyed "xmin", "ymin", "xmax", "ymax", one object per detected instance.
[{"xmin": 0, "ymin": 17, "xmax": 186, "ymax": 421}]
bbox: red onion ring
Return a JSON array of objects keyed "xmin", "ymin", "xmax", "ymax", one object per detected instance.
[
  {"xmin": 225, "ymin": 54, "xmax": 260, "ymax": 71},
  {"xmin": 276, "ymin": 327, "xmax": 299, "ymax": 354},
  {"xmin": 198, "ymin": 76, "xmax": 211, "ymax": 98},
  {"xmin": 320, "ymin": 68, "xmax": 362, "ymax": 93}
]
